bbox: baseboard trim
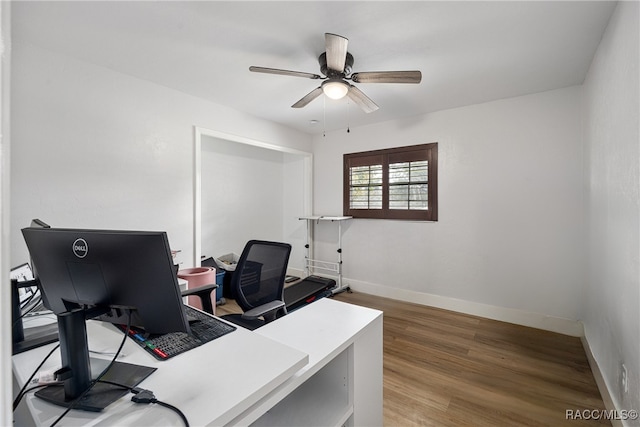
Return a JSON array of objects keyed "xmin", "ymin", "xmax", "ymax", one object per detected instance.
[
  {"xmin": 581, "ymin": 336, "xmax": 623, "ymax": 427},
  {"xmin": 347, "ymin": 279, "xmax": 584, "ymax": 337}
]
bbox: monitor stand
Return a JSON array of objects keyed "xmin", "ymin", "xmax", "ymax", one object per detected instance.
[
  {"xmin": 35, "ymin": 360, "xmax": 156, "ymax": 412},
  {"xmin": 33, "ymin": 307, "xmax": 156, "ymax": 412}
]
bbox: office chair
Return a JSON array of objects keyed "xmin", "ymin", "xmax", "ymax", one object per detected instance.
[
  {"xmin": 221, "ymin": 240, "xmax": 291, "ymax": 330},
  {"xmin": 174, "ymin": 263, "xmax": 218, "ymax": 315},
  {"xmin": 181, "ymin": 283, "xmax": 217, "ymax": 315}
]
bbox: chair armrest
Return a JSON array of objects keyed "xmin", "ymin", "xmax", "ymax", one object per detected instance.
[
  {"xmin": 181, "ymin": 284, "xmax": 218, "ymax": 315},
  {"xmin": 241, "ymin": 300, "xmax": 286, "ymax": 320}
]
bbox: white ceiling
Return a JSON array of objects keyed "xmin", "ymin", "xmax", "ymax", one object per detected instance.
[{"xmin": 12, "ymin": 1, "xmax": 616, "ymax": 135}]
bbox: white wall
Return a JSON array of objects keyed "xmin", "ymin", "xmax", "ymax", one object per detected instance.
[
  {"xmin": 583, "ymin": 1, "xmax": 639, "ymax": 419},
  {"xmin": 9, "ymin": 42, "xmax": 312, "ymax": 268},
  {"xmin": 312, "ymin": 86, "xmax": 585, "ymax": 334},
  {"xmin": 201, "ymin": 136, "xmax": 307, "ymax": 272},
  {"xmin": 202, "ymin": 136, "xmax": 284, "ymax": 258},
  {"xmin": 7, "ymin": 39, "xmax": 313, "ymax": 424},
  {"xmin": 0, "ymin": 2, "xmax": 11, "ymax": 425},
  {"xmin": 282, "ymin": 152, "xmax": 309, "ymax": 273}
]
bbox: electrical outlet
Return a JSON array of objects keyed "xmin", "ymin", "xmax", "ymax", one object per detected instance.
[{"xmin": 621, "ymin": 364, "xmax": 629, "ymax": 394}]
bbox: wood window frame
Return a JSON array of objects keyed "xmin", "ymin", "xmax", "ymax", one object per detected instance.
[{"xmin": 343, "ymin": 142, "xmax": 438, "ymax": 221}]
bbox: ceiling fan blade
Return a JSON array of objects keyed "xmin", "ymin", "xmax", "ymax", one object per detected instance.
[
  {"xmin": 325, "ymin": 33, "xmax": 349, "ymax": 73},
  {"xmin": 249, "ymin": 66, "xmax": 322, "ymax": 80},
  {"xmin": 351, "ymin": 71, "xmax": 422, "ymax": 84},
  {"xmin": 292, "ymin": 87, "xmax": 323, "ymax": 108},
  {"xmin": 347, "ymin": 85, "xmax": 379, "ymax": 113}
]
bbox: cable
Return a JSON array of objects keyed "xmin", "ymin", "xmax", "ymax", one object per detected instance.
[
  {"xmin": 94, "ymin": 380, "xmax": 190, "ymax": 426},
  {"xmin": 49, "ymin": 309, "xmax": 132, "ymax": 427},
  {"xmin": 89, "ymin": 349, "xmax": 126, "ymax": 358},
  {"xmin": 131, "ymin": 388, "xmax": 190, "ymax": 427},
  {"xmin": 13, "ymin": 343, "xmax": 60, "ymax": 411},
  {"xmin": 20, "ymin": 383, "xmax": 62, "ymax": 396},
  {"xmin": 19, "ymin": 288, "xmax": 36, "ymax": 310},
  {"xmin": 154, "ymin": 400, "xmax": 190, "ymax": 427},
  {"xmin": 96, "ymin": 379, "xmax": 132, "ymax": 390},
  {"xmin": 15, "ymin": 293, "xmax": 38, "ymax": 323},
  {"xmin": 14, "ymin": 289, "xmax": 47, "ymax": 328},
  {"xmin": 21, "ymin": 294, "xmax": 44, "ymax": 316}
]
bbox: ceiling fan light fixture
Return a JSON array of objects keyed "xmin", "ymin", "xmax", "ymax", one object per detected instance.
[
  {"xmin": 250, "ymin": 33, "xmax": 421, "ymax": 113},
  {"xmin": 322, "ymin": 79, "xmax": 349, "ymax": 100}
]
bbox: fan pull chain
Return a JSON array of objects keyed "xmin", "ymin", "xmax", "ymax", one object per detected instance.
[
  {"xmin": 323, "ymin": 94, "xmax": 326, "ymax": 137},
  {"xmin": 346, "ymin": 97, "xmax": 350, "ymax": 133}
]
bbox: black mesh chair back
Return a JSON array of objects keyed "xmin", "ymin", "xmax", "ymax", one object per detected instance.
[{"xmin": 222, "ymin": 240, "xmax": 291, "ymax": 330}]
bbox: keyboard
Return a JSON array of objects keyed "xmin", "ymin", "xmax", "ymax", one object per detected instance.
[{"xmin": 118, "ymin": 305, "xmax": 236, "ymax": 360}]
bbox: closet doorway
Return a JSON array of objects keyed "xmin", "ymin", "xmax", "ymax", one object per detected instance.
[{"xmin": 193, "ymin": 127, "xmax": 312, "ymax": 274}]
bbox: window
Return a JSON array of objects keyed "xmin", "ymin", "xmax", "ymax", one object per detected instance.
[{"xmin": 344, "ymin": 143, "xmax": 438, "ymax": 221}]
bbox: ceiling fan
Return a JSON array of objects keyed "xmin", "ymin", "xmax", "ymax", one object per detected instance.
[{"xmin": 249, "ymin": 33, "xmax": 422, "ymax": 113}]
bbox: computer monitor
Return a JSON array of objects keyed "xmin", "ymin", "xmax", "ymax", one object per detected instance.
[{"xmin": 21, "ymin": 227, "xmax": 188, "ymax": 411}]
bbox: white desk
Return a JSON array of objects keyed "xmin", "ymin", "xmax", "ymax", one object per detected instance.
[
  {"xmin": 251, "ymin": 298, "xmax": 383, "ymax": 427},
  {"xmin": 13, "ymin": 298, "xmax": 382, "ymax": 426}
]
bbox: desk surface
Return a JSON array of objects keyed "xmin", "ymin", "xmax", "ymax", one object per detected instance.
[
  {"xmin": 13, "ymin": 314, "xmax": 308, "ymax": 426},
  {"xmin": 13, "ymin": 298, "xmax": 382, "ymax": 426},
  {"xmin": 259, "ymin": 297, "xmax": 380, "ymax": 376}
]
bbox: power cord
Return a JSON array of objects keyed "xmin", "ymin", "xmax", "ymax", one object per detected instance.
[
  {"xmin": 130, "ymin": 388, "xmax": 190, "ymax": 427},
  {"xmin": 94, "ymin": 380, "xmax": 189, "ymax": 426},
  {"xmin": 13, "ymin": 343, "xmax": 60, "ymax": 411},
  {"xmin": 90, "ymin": 380, "xmax": 190, "ymax": 426}
]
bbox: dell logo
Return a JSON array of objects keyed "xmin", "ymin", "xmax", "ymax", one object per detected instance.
[{"xmin": 72, "ymin": 238, "xmax": 88, "ymax": 258}]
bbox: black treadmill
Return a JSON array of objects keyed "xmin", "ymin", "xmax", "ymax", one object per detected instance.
[{"xmin": 284, "ymin": 275, "xmax": 336, "ymax": 311}]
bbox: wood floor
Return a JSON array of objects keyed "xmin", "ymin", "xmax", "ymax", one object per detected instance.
[{"xmin": 216, "ymin": 291, "xmax": 609, "ymax": 426}]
